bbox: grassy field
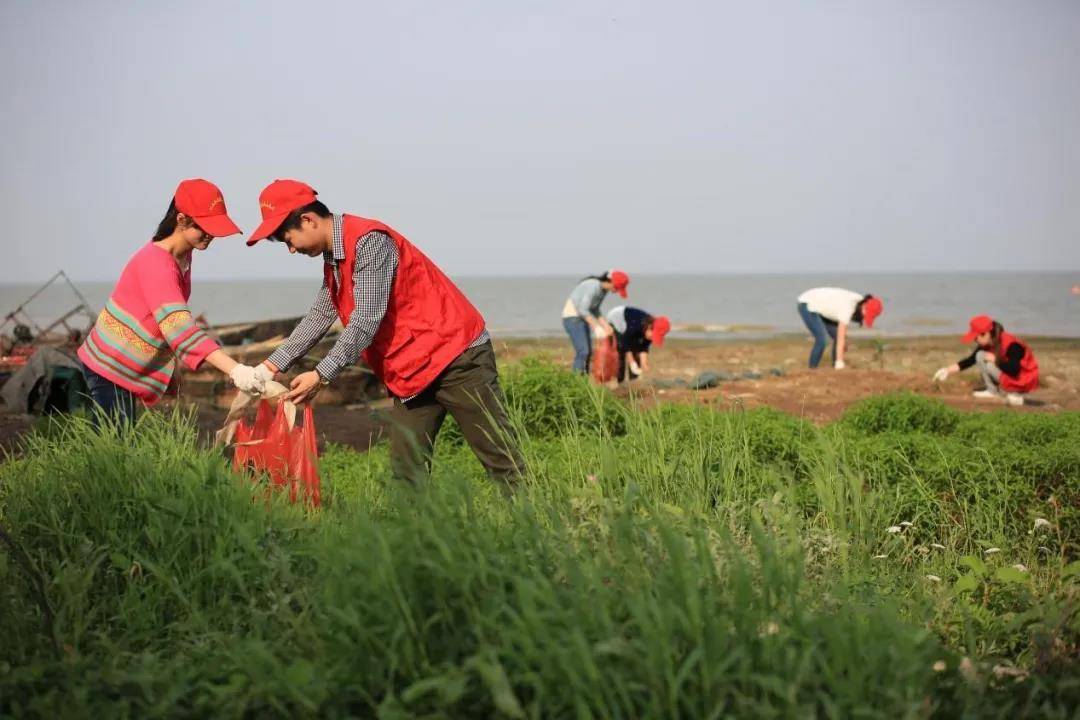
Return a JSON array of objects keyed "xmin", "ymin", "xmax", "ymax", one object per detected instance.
[{"xmin": 1, "ymin": 358, "xmax": 1078, "ymax": 718}]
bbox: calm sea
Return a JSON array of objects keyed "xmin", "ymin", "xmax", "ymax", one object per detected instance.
[{"xmin": 2, "ymin": 273, "xmax": 1078, "ymax": 339}]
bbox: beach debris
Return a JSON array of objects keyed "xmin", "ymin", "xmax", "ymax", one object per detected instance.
[
  {"xmin": 900, "ymin": 521, "xmax": 914, "ymax": 528},
  {"xmin": 984, "ymin": 547, "xmax": 1001, "ymax": 555},
  {"xmin": 1033, "ymin": 518, "xmax": 1052, "ymax": 531},
  {"xmin": 932, "ymin": 660, "xmax": 947, "ymax": 672},
  {"xmin": 886, "ymin": 526, "xmax": 902, "ymax": 534},
  {"xmin": 926, "ymin": 575, "xmax": 942, "ymax": 582},
  {"xmin": 768, "ymin": 367, "xmax": 785, "ymax": 377},
  {"xmin": 872, "ymin": 554, "xmax": 888, "ymax": 559},
  {"xmin": 930, "ymin": 543, "xmax": 946, "ymax": 549},
  {"xmin": 1012, "ymin": 564, "xmax": 1027, "ymax": 572},
  {"xmin": 758, "ymin": 621, "xmax": 780, "ymax": 637},
  {"xmin": 689, "ymin": 370, "xmax": 731, "ymax": 389}
]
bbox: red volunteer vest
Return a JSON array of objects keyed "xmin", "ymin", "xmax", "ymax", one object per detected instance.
[
  {"xmin": 995, "ymin": 331, "xmax": 1038, "ymax": 393},
  {"xmin": 325, "ymin": 215, "xmax": 486, "ymax": 398}
]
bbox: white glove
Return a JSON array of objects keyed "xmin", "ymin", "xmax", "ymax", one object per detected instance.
[
  {"xmin": 592, "ymin": 324, "xmax": 611, "ymax": 339},
  {"xmin": 254, "ymin": 364, "xmax": 275, "ymax": 384},
  {"xmin": 933, "ymin": 367, "xmax": 950, "ymax": 382},
  {"xmin": 628, "ymin": 360, "xmax": 642, "ymax": 375},
  {"xmin": 834, "ymin": 359, "xmax": 846, "ymax": 370},
  {"xmin": 229, "ymin": 364, "xmax": 265, "ymax": 396}
]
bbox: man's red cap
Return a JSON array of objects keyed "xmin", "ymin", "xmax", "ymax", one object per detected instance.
[
  {"xmin": 174, "ymin": 179, "xmax": 241, "ymax": 237},
  {"xmin": 962, "ymin": 314, "xmax": 994, "ymax": 343},
  {"xmin": 247, "ymin": 179, "xmax": 319, "ymax": 246},
  {"xmin": 610, "ymin": 270, "xmax": 629, "ymax": 298},
  {"xmin": 651, "ymin": 316, "xmax": 671, "ymax": 346},
  {"xmin": 862, "ymin": 296, "xmax": 883, "ymax": 328}
]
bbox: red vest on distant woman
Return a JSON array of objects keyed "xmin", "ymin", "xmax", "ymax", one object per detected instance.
[
  {"xmin": 325, "ymin": 215, "xmax": 486, "ymax": 398},
  {"xmin": 996, "ymin": 331, "xmax": 1039, "ymax": 393}
]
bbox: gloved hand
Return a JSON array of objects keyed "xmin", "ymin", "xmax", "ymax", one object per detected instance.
[
  {"xmin": 592, "ymin": 324, "xmax": 611, "ymax": 339},
  {"xmin": 229, "ymin": 364, "xmax": 266, "ymax": 396},
  {"xmin": 628, "ymin": 359, "xmax": 642, "ymax": 375},
  {"xmin": 254, "ymin": 363, "xmax": 275, "ymax": 385},
  {"xmin": 932, "ymin": 367, "xmax": 950, "ymax": 382},
  {"xmin": 834, "ymin": 359, "xmax": 846, "ymax": 370}
]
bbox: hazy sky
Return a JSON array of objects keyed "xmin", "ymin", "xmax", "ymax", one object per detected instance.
[{"xmin": 2, "ymin": 0, "xmax": 1078, "ymax": 282}]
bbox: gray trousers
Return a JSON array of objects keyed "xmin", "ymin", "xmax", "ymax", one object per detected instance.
[
  {"xmin": 388, "ymin": 342, "xmax": 525, "ymax": 489},
  {"xmin": 975, "ymin": 350, "xmax": 1002, "ymax": 392}
]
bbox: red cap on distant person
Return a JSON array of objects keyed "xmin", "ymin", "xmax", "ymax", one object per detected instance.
[
  {"xmin": 610, "ymin": 270, "xmax": 629, "ymax": 298},
  {"xmin": 862, "ymin": 296, "xmax": 883, "ymax": 328},
  {"xmin": 651, "ymin": 316, "xmax": 671, "ymax": 346},
  {"xmin": 962, "ymin": 315, "xmax": 994, "ymax": 343},
  {"xmin": 247, "ymin": 179, "xmax": 319, "ymax": 246},
  {"xmin": 173, "ymin": 179, "xmax": 242, "ymax": 237}
]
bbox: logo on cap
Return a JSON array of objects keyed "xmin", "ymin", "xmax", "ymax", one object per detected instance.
[
  {"xmin": 209, "ymin": 196, "xmax": 223, "ymax": 211},
  {"xmin": 261, "ymin": 201, "xmax": 276, "ymax": 212}
]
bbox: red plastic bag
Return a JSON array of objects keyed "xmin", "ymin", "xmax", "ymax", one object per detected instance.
[
  {"xmin": 231, "ymin": 399, "xmax": 321, "ymax": 508},
  {"xmin": 591, "ymin": 335, "xmax": 619, "ymax": 384}
]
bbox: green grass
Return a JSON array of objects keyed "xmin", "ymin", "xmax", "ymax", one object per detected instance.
[{"xmin": 1, "ymin": 360, "xmax": 1078, "ymax": 717}]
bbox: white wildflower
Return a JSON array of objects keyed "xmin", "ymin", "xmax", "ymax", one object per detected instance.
[
  {"xmin": 1033, "ymin": 518, "xmax": 1052, "ymax": 530},
  {"xmin": 900, "ymin": 521, "xmax": 914, "ymax": 527},
  {"xmin": 872, "ymin": 554, "xmax": 888, "ymax": 559},
  {"xmin": 886, "ymin": 526, "xmax": 902, "ymax": 534},
  {"xmin": 926, "ymin": 574, "xmax": 942, "ymax": 582},
  {"xmin": 930, "ymin": 543, "xmax": 946, "ymax": 550},
  {"xmin": 984, "ymin": 547, "xmax": 1001, "ymax": 555},
  {"xmin": 992, "ymin": 664, "xmax": 1029, "ymax": 681},
  {"xmin": 932, "ymin": 660, "xmax": 947, "ymax": 672},
  {"xmin": 758, "ymin": 621, "xmax": 780, "ymax": 637}
]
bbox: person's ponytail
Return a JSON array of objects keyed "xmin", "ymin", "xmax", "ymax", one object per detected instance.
[
  {"xmin": 152, "ymin": 199, "xmax": 180, "ymax": 241},
  {"xmin": 580, "ymin": 272, "xmax": 612, "ymax": 283}
]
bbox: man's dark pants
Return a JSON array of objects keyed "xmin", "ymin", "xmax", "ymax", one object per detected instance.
[{"xmin": 388, "ymin": 341, "xmax": 525, "ymax": 489}]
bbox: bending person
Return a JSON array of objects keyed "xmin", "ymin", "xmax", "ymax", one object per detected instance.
[
  {"xmin": 245, "ymin": 180, "xmax": 525, "ymax": 489},
  {"xmin": 561, "ymin": 270, "xmax": 629, "ymax": 373},
  {"xmin": 932, "ymin": 315, "xmax": 1038, "ymax": 406},
  {"xmin": 796, "ymin": 287, "xmax": 883, "ymax": 369},
  {"xmin": 78, "ymin": 179, "xmax": 265, "ymax": 425},
  {"xmin": 605, "ymin": 306, "xmax": 670, "ymax": 383}
]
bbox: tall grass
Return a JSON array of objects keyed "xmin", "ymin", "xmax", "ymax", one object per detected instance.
[{"xmin": 1, "ymin": 362, "xmax": 1078, "ymax": 717}]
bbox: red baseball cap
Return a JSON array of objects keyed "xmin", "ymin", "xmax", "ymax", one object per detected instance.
[
  {"xmin": 610, "ymin": 270, "xmax": 630, "ymax": 298},
  {"xmin": 962, "ymin": 315, "xmax": 994, "ymax": 343},
  {"xmin": 861, "ymin": 296, "xmax": 883, "ymax": 328},
  {"xmin": 651, "ymin": 316, "xmax": 671, "ymax": 346},
  {"xmin": 247, "ymin": 179, "xmax": 319, "ymax": 246},
  {"xmin": 173, "ymin": 179, "xmax": 241, "ymax": 237}
]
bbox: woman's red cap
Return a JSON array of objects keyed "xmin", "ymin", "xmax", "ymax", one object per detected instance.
[
  {"xmin": 174, "ymin": 179, "xmax": 242, "ymax": 237},
  {"xmin": 610, "ymin": 270, "xmax": 630, "ymax": 298},
  {"xmin": 862, "ymin": 296, "xmax": 883, "ymax": 328},
  {"xmin": 651, "ymin": 316, "xmax": 671, "ymax": 346},
  {"xmin": 962, "ymin": 315, "xmax": 994, "ymax": 343},
  {"xmin": 247, "ymin": 179, "xmax": 319, "ymax": 245}
]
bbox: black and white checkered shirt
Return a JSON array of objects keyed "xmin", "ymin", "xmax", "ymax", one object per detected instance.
[{"xmin": 268, "ymin": 214, "xmax": 489, "ymax": 392}]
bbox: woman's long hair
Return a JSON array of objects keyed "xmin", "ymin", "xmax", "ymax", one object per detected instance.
[
  {"xmin": 852, "ymin": 294, "xmax": 873, "ymax": 326},
  {"xmin": 580, "ymin": 272, "xmax": 613, "ymax": 283},
  {"xmin": 990, "ymin": 320, "xmax": 1004, "ymax": 357}
]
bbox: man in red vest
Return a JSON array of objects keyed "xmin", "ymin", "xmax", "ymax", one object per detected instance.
[{"xmin": 246, "ymin": 179, "xmax": 524, "ymax": 487}]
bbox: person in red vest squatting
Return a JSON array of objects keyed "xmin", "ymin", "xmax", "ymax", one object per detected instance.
[
  {"xmin": 246, "ymin": 180, "xmax": 525, "ymax": 487},
  {"xmin": 78, "ymin": 179, "xmax": 266, "ymax": 425},
  {"xmin": 932, "ymin": 315, "xmax": 1039, "ymax": 406}
]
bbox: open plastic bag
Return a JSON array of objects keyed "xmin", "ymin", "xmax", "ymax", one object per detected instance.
[
  {"xmin": 216, "ymin": 381, "xmax": 321, "ymax": 508},
  {"xmin": 591, "ymin": 335, "xmax": 619, "ymax": 384}
]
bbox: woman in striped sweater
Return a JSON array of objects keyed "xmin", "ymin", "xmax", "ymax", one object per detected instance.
[{"xmin": 78, "ymin": 179, "xmax": 265, "ymax": 423}]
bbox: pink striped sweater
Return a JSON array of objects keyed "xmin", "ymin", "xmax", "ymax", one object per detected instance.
[{"xmin": 78, "ymin": 242, "xmax": 220, "ymax": 403}]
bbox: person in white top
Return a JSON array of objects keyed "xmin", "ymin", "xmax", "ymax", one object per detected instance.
[{"xmin": 796, "ymin": 288, "xmax": 883, "ymax": 369}]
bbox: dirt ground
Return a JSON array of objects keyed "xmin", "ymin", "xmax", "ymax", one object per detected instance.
[
  {"xmin": 2, "ymin": 335, "xmax": 1078, "ymax": 452},
  {"xmin": 494, "ymin": 334, "xmax": 1080, "ymax": 424}
]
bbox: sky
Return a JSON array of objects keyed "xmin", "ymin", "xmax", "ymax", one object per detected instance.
[{"xmin": 2, "ymin": 0, "xmax": 1078, "ymax": 282}]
